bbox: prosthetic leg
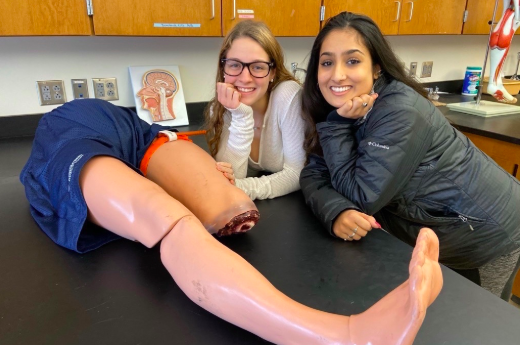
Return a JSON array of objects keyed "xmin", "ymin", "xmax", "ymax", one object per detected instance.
[
  {"xmin": 146, "ymin": 139, "xmax": 258, "ymax": 236},
  {"xmin": 487, "ymin": 0, "xmax": 520, "ymax": 103},
  {"xmin": 79, "ymin": 142, "xmax": 443, "ymax": 345}
]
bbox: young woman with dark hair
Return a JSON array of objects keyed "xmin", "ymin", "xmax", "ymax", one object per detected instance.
[{"xmin": 300, "ymin": 11, "xmax": 519, "ymax": 300}]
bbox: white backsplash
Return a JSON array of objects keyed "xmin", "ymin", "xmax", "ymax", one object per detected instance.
[{"xmin": 0, "ymin": 35, "xmax": 519, "ymax": 116}]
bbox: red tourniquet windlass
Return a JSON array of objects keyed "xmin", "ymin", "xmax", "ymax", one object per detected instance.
[{"xmin": 140, "ymin": 132, "xmax": 191, "ymax": 176}]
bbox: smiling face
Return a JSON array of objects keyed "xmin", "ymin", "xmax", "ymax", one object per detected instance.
[
  {"xmin": 317, "ymin": 29, "xmax": 379, "ymax": 109},
  {"xmin": 224, "ymin": 37, "xmax": 275, "ymax": 112}
]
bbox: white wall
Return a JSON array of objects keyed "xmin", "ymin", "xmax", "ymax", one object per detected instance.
[{"xmin": 0, "ymin": 35, "xmax": 519, "ymax": 117}]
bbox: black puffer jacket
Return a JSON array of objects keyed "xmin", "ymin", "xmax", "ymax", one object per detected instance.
[{"xmin": 300, "ymin": 80, "xmax": 519, "ymax": 269}]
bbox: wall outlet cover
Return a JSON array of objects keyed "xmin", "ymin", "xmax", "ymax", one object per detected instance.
[
  {"xmin": 421, "ymin": 61, "xmax": 434, "ymax": 78},
  {"xmin": 71, "ymin": 79, "xmax": 89, "ymax": 99},
  {"xmin": 37, "ymin": 80, "xmax": 66, "ymax": 106},
  {"xmin": 92, "ymin": 78, "xmax": 119, "ymax": 101}
]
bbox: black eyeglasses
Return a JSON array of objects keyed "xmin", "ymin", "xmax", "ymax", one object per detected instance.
[{"xmin": 221, "ymin": 59, "xmax": 274, "ymax": 78}]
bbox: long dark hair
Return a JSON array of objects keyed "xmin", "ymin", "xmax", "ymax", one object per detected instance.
[{"xmin": 302, "ymin": 12, "xmax": 428, "ymax": 157}]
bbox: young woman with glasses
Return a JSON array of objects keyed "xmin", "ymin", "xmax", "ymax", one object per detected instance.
[{"xmin": 204, "ymin": 20, "xmax": 306, "ymax": 200}]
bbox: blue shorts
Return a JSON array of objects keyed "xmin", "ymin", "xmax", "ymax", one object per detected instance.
[{"xmin": 20, "ymin": 99, "xmax": 167, "ymax": 253}]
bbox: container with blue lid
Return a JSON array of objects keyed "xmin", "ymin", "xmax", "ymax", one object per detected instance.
[{"xmin": 462, "ymin": 66, "xmax": 482, "ymax": 96}]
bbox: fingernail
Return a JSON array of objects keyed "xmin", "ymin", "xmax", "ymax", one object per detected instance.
[{"xmin": 375, "ymin": 222, "xmax": 381, "ymax": 227}]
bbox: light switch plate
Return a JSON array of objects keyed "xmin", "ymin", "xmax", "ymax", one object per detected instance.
[
  {"xmin": 36, "ymin": 80, "xmax": 66, "ymax": 105},
  {"xmin": 92, "ymin": 77, "xmax": 119, "ymax": 101},
  {"xmin": 409, "ymin": 62, "xmax": 418, "ymax": 77},
  {"xmin": 71, "ymin": 79, "xmax": 89, "ymax": 99}
]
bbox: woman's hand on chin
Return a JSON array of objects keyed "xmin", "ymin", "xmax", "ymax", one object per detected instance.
[
  {"xmin": 217, "ymin": 82, "xmax": 242, "ymax": 110},
  {"xmin": 337, "ymin": 93, "xmax": 378, "ymax": 119}
]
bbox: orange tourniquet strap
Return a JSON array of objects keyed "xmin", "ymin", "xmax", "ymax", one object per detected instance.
[{"xmin": 139, "ymin": 133, "xmax": 191, "ymax": 176}]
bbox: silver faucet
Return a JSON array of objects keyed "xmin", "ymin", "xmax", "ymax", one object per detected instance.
[{"xmin": 291, "ymin": 62, "xmax": 307, "ymax": 76}]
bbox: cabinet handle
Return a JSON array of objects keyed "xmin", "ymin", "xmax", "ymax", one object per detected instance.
[
  {"xmin": 211, "ymin": 0, "xmax": 215, "ymax": 19},
  {"xmin": 393, "ymin": 1, "xmax": 401, "ymax": 22},
  {"xmin": 232, "ymin": 0, "xmax": 236, "ymax": 20},
  {"xmin": 406, "ymin": 1, "xmax": 414, "ymax": 22}
]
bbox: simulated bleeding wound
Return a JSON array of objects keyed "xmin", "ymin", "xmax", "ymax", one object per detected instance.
[{"xmin": 216, "ymin": 210, "xmax": 260, "ymax": 236}]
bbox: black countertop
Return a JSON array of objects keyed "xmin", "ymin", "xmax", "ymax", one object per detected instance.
[
  {"xmin": 437, "ymin": 93, "xmax": 520, "ymax": 144},
  {"xmin": 0, "ymin": 134, "xmax": 519, "ymax": 345}
]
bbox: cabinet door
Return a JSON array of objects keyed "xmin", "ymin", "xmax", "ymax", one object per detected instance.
[
  {"xmin": 398, "ymin": 0, "xmax": 467, "ymax": 34},
  {"xmin": 323, "ymin": 0, "xmax": 401, "ymax": 35},
  {"xmin": 91, "ymin": 0, "xmax": 221, "ymax": 36},
  {"xmin": 0, "ymin": 0, "xmax": 92, "ymax": 36},
  {"xmin": 462, "ymin": 131, "xmax": 520, "ymax": 179},
  {"xmin": 463, "ymin": 0, "xmax": 520, "ymax": 35},
  {"xmin": 222, "ymin": 0, "xmax": 321, "ymax": 36}
]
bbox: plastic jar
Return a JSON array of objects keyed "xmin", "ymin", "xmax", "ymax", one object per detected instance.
[{"xmin": 462, "ymin": 67, "xmax": 482, "ymax": 95}]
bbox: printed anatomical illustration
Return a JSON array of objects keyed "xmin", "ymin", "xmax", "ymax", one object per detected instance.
[{"xmin": 137, "ymin": 70, "xmax": 179, "ymax": 122}]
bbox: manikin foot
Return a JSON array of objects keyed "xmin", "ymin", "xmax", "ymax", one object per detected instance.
[
  {"xmin": 488, "ymin": 85, "xmax": 518, "ymax": 104},
  {"xmin": 348, "ymin": 228, "xmax": 443, "ymax": 345}
]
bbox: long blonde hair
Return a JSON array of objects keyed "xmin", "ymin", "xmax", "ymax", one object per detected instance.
[{"xmin": 204, "ymin": 20, "xmax": 299, "ymax": 157}]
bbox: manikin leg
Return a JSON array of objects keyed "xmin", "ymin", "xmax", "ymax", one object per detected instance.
[
  {"xmin": 487, "ymin": 0, "xmax": 520, "ymax": 103},
  {"xmin": 146, "ymin": 140, "xmax": 259, "ymax": 236},
  {"xmin": 80, "ymin": 156, "xmax": 442, "ymax": 345}
]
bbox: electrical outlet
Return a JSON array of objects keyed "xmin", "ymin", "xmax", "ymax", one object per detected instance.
[
  {"xmin": 92, "ymin": 78, "xmax": 119, "ymax": 101},
  {"xmin": 36, "ymin": 80, "xmax": 66, "ymax": 105},
  {"xmin": 420, "ymin": 61, "xmax": 434, "ymax": 78},
  {"xmin": 71, "ymin": 79, "xmax": 89, "ymax": 99},
  {"xmin": 409, "ymin": 62, "xmax": 418, "ymax": 77}
]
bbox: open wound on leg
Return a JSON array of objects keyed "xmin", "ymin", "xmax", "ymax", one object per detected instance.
[{"xmin": 216, "ymin": 210, "xmax": 260, "ymax": 236}]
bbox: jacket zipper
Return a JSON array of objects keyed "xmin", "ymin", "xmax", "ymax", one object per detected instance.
[{"xmin": 458, "ymin": 214, "xmax": 474, "ymax": 231}]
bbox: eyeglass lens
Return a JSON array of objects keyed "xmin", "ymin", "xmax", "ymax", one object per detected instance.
[{"xmin": 223, "ymin": 60, "xmax": 271, "ymax": 78}]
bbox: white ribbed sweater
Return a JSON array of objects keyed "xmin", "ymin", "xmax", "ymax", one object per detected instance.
[{"xmin": 215, "ymin": 80, "xmax": 306, "ymax": 200}]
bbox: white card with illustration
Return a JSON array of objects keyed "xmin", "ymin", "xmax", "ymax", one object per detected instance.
[{"xmin": 129, "ymin": 65, "xmax": 189, "ymax": 126}]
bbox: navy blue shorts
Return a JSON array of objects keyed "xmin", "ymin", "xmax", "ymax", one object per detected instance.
[{"xmin": 20, "ymin": 99, "xmax": 167, "ymax": 253}]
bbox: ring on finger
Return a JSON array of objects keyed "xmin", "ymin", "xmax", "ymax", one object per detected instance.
[
  {"xmin": 362, "ymin": 102, "xmax": 368, "ymax": 107},
  {"xmin": 348, "ymin": 232, "xmax": 356, "ymax": 239},
  {"xmin": 352, "ymin": 226, "xmax": 358, "ymax": 234}
]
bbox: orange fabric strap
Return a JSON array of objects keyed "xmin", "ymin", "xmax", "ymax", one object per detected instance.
[{"xmin": 139, "ymin": 133, "xmax": 191, "ymax": 176}]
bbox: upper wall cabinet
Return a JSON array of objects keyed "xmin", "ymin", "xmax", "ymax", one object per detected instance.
[
  {"xmin": 397, "ymin": 0, "xmax": 467, "ymax": 34},
  {"xmin": 222, "ymin": 0, "xmax": 322, "ymax": 36},
  {"xmin": 0, "ymin": 0, "xmax": 92, "ymax": 36},
  {"xmin": 323, "ymin": 0, "xmax": 402, "ymax": 35},
  {"xmin": 463, "ymin": 0, "xmax": 520, "ymax": 35},
  {"xmin": 324, "ymin": 0, "xmax": 467, "ymax": 35},
  {"xmin": 91, "ymin": 0, "xmax": 222, "ymax": 36}
]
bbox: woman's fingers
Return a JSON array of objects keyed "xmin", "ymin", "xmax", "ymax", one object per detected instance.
[
  {"xmin": 216, "ymin": 162, "xmax": 235, "ymax": 185},
  {"xmin": 337, "ymin": 99, "xmax": 353, "ymax": 117},
  {"xmin": 216, "ymin": 82, "xmax": 241, "ymax": 109},
  {"xmin": 216, "ymin": 162, "xmax": 233, "ymax": 174},
  {"xmin": 333, "ymin": 209, "xmax": 374, "ymax": 241},
  {"xmin": 336, "ymin": 93, "xmax": 379, "ymax": 119},
  {"xmin": 223, "ymin": 172, "xmax": 235, "ymax": 185},
  {"xmin": 359, "ymin": 213, "xmax": 380, "ymax": 229}
]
